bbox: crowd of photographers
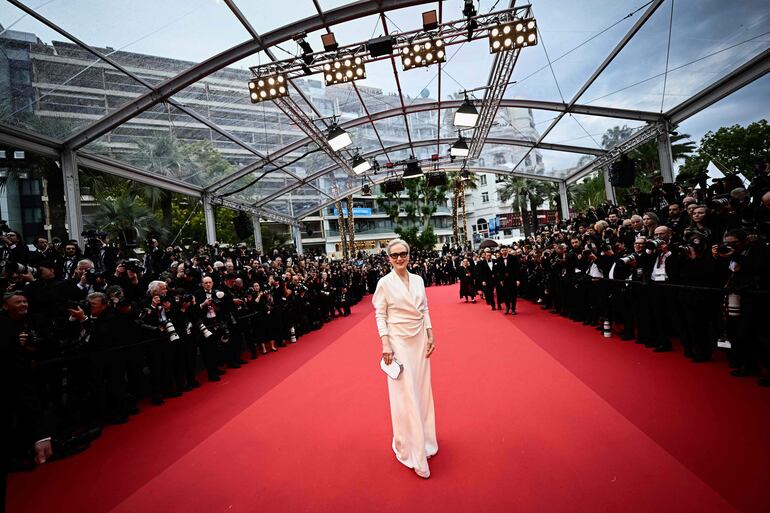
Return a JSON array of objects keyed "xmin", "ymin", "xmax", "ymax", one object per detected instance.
[
  {"xmin": 460, "ymin": 163, "xmax": 770, "ymax": 387},
  {"xmin": 0, "ymin": 232, "xmax": 406, "ymax": 475}
]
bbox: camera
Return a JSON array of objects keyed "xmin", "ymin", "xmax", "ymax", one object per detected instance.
[
  {"xmin": 0, "ymin": 260, "xmax": 35, "ymax": 276},
  {"xmin": 124, "ymin": 260, "xmax": 144, "ymax": 273},
  {"xmin": 645, "ymin": 239, "xmax": 663, "ymax": 252},
  {"xmin": 164, "ymin": 321, "xmax": 181, "ymax": 342},
  {"xmin": 707, "ymin": 196, "xmax": 730, "ymax": 209},
  {"xmin": 716, "ymin": 244, "xmax": 733, "ymax": 255},
  {"xmin": 619, "ymin": 254, "xmax": 636, "ymax": 265},
  {"xmin": 84, "ymin": 268, "xmax": 99, "ymax": 284},
  {"xmin": 198, "ymin": 322, "xmax": 214, "ymax": 339}
]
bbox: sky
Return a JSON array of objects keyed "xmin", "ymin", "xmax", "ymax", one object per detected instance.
[{"xmin": 1, "ymin": 0, "xmax": 769, "ymax": 176}]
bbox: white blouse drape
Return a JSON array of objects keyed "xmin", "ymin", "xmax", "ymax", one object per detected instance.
[{"xmin": 372, "ymin": 271, "xmax": 437, "ymax": 476}]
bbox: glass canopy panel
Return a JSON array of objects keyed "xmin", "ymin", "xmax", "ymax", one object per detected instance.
[
  {"xmin": 83, "ymin": 103, "xmax": 253, "ymax": 187},
  {"xmin": 541, "ymin": 114, "xmax": 604, "ymax": 149},
  {"xmin": 345, "ymin": 122, "xmax": 383, "ymax": 154},
  {"xmin": 487, "ymin": 106, "xmax": 542, "ymax": 143},
  {"xmin": 373, "ymin": 116, "xmax": 410, "ymax": 153},
  {"xmin": 0, "ymin": 2, "xmax": 153, "ymax": 138},
  {"xmin": 405, "ymin": 109, "xmax": 439, "ymax": 143},
  {"xmin": 528, "ymin": 0, "xmax": 641, "ymax": 102},
  {"xmin": 656, "ymin": 0, "xmax": 770, "ymax": 112},
  {"xmin": 288, "ymin": 193, "xmax": 327, "ymax": 217},
  {"xmin": 217, "ymin": 169, "xmax": 299, "ymax": 206},
  {"xmin": 439, "ymin": 39, "xmax": 496, "ymax": 102},
  {"xmin": 558, "ymin": 113, "xmax": 646, "ymax": 149},
  {"xmin": 17, "ymin": 0, "xmax": 252, "ymax": 65},
  {"xmin": 354, "ymin": 59, "xmax": 404, "ymax": 116}
]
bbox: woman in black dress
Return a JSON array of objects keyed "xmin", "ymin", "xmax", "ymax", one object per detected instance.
[{"xmin": 459, "ymin": 258, "xmax": 476, "ymax": 302}]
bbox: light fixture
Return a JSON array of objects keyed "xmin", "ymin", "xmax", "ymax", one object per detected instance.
[
  {"xmin": 324, "ymin": 55, "xmax": 366, "ymax": 86},
  {"xmin": 426, "ymin": 172, "xmax": 448, "ymax": 187},
  {"xmin": 361, "ymin": 179, "xmax": 372, "ymax": 195},
  {"xmin": 460, "ymin": 168, "xmax": 471, "ymax": 181},
  {"xmin": 422, "ymin": 10, "xmax": 438, "ymax": 31},
  {"xmin": 352, "ymin": 154, "xmax": 371, "ymax": 175},
  {"xmin": 0, "ymin": 150, "xmax": 6, "ymax": 160},
  {"xmin": 321, "ymin": 32, "xmax": 339, "ymax": 52},
  {"xmin": 450, "ymin": 135, "xmax": 470, "ymax": 157},
  {"xmin": 382, "ymin": 178, "xmax": 405, "ymax": 193},
  {"xmin": 13, "ymin": 150, "xmax": 25, "ymax": 160},
  {"xmin": 248, "ymin": 73, "xmax": 289, "ymax": 103},
  {"xmin": 402, "ymin": 157, "xmax": 423, "ymax": 180},
  {"xmin": 367, "ymin": 35, "xmax": 394, "ymax": 57},
  {"xmin": 327, "ymin": 123, "xmax": 352, "ymax": 151},
  {"xmin": 295, "ymin": 35, "xmax": 314, "ymax": 65},
  {"xmin": 454, "ymin": 96, "xmax": 479, "ymax": 127},
  {"xmin": 401, "ymin": 37, "xmax": 446, "ymax": 71},
  {"xmin": 489, "ymin": 18, "xmax": 538, "ymax": 53},
  {"xmin": 463, "ymin": 0, "xmax": 478, "ymax": 38}
]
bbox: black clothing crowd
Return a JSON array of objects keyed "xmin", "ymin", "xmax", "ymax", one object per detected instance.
[
  {"xmin": 455, "ymin": 167, "xmax": 770, "ymax": 390},
  {"xmin": 0, "ymin": 235, "xmax": 413, "ymax": 509}
]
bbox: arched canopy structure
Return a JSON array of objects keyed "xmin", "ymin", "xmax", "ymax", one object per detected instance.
[{"xmin": 1, "ymin": 0, "xmax": 768, "ymax": 237}]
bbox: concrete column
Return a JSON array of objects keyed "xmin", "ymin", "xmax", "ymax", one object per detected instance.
[
  {"xmin": 558, "ymin": 180, "xmax": 570, "ymax": 221},
  {"xmin": 292, "ymin": 224, "xmax": 304, "ymax": 255},
  {"xmin": 602, "ymin": 169, "xmax": 617, "ymax": 204},
  {"xmin": 202, "ymin": 195, "xmax": 216, "ymax": 245},
  {"xmin": 61, "ymin": 148, "xmax": 83, "ymax": 244},
  {"xmin": 252, "ymin": 215, "xmax": 263, "ymax": 252},
  {"xmin": 657, "ymin": 132, "xmax": 675, "ymax": 183}
]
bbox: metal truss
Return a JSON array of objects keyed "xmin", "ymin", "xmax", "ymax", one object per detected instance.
[
  {"xmin": 253, "ymin": 136, "xmax": 605, "ymax": 208},
  {"xmin": 565, "ymin": 122, "xmax": 668, "ymax": 183},
  {"xmin": 205, "ymin": 98, "xmax": 641, "ymax": 193},
  {"xmin": 468, "ymin": 2, "xmax": 529, "ymax": 158},
  {"xmin": 207, "ymin": 195, "xmax": 300, "ymax": 227},
  {"xmin": 249, "ymin": 5, "xmax": 532, "ymax": 80}
]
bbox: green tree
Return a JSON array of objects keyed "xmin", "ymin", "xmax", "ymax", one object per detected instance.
[
  {"xmin": 376, "ymin": 175, "xmax": 449, "ymax": 250},
  {"xmin": 677, "ymin": 120, "xmax": 770, "ymax": 184},
  {"xmin": 497, "ymin": 177, "xmax": 552, "ymax": 237},
  {"xmin": 89, "ymin": 195, "xmax": 164, "ymax": 246},
  {"xmin": 569, "ymin": 171, "xmax": 606, "ymax": 211}
]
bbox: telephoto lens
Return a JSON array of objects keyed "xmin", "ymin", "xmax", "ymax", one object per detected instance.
[
  {"xmin": 165, "ymin": 321, "xmax": 180, "ymax": 342},
  {"xmin": 198, "ymin": 323, "xmax": 213, "ymax": 339}
]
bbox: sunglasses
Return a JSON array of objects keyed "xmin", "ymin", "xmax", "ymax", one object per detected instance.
[{"xmin": 389, "ymin": 251, "xmax": 409, "ymax": 259}]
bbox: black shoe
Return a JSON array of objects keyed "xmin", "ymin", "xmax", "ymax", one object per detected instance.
[
  {"xmin": 250, "ymin": 352, "xmax": 258, "ymax": 360},
  {"xmin": 208, "ymin": 373, "xmax": 221, "ymax": 382},
  {"xmin": 730, "ymin": 369, "xmax": 751, "ymax": 377},
  {"xmin": 683, "ymin": 350, "xmax": 695, "ymax": 359},
  {"xmin": 653, "ymin": 345, "xmax": 672, "ymax": 353},
  {"xmin": 216, "ymin": 368, "xmax": 226, "ymax": 375},
  {"xmin": 643, "ymin": 342, "xmax": 656, "ymax": 348},
  {"xmin": 757, "ymin": 377, "xmax": 770, "ymax": 387},
  {"xmin": 151, "ymin": 397, "xmax": 164, "ymax": 406},
  {"xmin": 692, "ymin": 356, "xmax": 710, "ymax": 363},
  {"xmin": 189, "ymin": 380, "xmax": 201, "ymax": 389},
  {"xmin": 227, "ymin": 363, "xmax": 241, "ymax": 369},
  {"xmin": 164, "ymin": 391, "xmax": 182, "ymax": 398},
  {"xmin": 107, "ymin": 416, "xmax": 129, "ymax": 425},
  {"xmin": 239, "ymin": 359, "xmax": 248, "ymax": 364},
  {"xmin": 620, "ymin": 335, "xmax": 635, "ymax": 341}
]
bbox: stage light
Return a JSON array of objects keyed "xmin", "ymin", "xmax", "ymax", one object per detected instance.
[
  {"xmin": 450, "ymin": 135, "xmax": 470, "ymax": 157},
  {"xmin": 489, "ymin": 18, "xmax": 537, "ymax": 53},
  {"xmin": 361, "ymin": 183, "xmax": 372, "ymax": 195},
  {"xmin": 426, "ymin": 172, "xmax": 448, "ymax": 187},
  {"xmin": 367, "ymin": 35, "xmax": 394, "ymax": 57},
  {"xmin": 327, "ymin": 123, "xmax": 352, "ymax": 152},
  {"xmin": 402, "ymin": 157, "xmax": 423, "ymax": 180},
  {"xmin": 454, "ymin": 97, "xmax": 479, "ymax": 127},
  {"xmin": 382, "ymin": 178, "xmax": 405, "ymax": 193},
  {"xmin": 352, "ymin": 154, "xmax": 371, "ymax": 175},
  {"xmin": 248, "ymin": 73, "xmax": 289, "ymax": 103},
  {"xmin": 460, "ymin": 168, "xmax": 471, "ymax": 181},
  {"xmin": 422, "ymin": 10, "xmax": 438, "ymax": 31},
  {"xmin": 295, "ymin": 36, "xmax": 314, "ymax": 65},
  {"xmin": 321, "ymin": 32, "xmax": 339, "ymax": 52},
  {"xmin": 324, "ymin": 55, "xmax": 366, "ymax": 86},
  {"xmin": 401, "ymin": 37, "xmax": 446, "ymax": 70}
]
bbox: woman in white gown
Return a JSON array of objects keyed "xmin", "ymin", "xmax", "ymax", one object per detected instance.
[{"xmin": 372, "ymin": 239, "xmax": 437, "ymax": 479}]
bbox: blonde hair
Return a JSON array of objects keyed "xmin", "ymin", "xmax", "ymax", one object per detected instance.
[{"xmin": 386, "ymin": 239, "xmax": 410, "ymax": 254}]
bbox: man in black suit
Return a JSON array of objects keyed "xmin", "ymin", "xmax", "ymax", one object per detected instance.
[
  {"xmin": 494, "ymin": 245, "xmax": 520, "ymax": 315},
  {"xmin": 2, "ymin": 291, "xmax": 52, "ymax": 512},
  {"xmin": 476, "ymin": 249, "xmax": 498, "ymax": 310},
  {"xmin": 645, "ymin": 225, "xmax": 682, "ymax": 353}
]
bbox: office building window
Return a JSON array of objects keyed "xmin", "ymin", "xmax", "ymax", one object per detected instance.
[
  {"xmin": 482, "ymin": 192, "xmax": 489, "ymax": 203},
  {"xmin": 480, "ymin": 175, "xmax": 487, "ymax": 186}
]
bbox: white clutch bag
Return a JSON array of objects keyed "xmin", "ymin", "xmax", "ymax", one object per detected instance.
[{"xmin": 380, "ymin": 357, "xmax": 403, "ymax": 379}]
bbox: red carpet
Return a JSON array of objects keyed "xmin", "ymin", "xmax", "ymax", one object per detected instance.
[{"xmin": 8, "ymin": 285, "xmax": 769, "ymax": 513}]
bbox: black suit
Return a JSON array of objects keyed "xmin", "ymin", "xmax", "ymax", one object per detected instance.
[
  {"xmin": 2, "ymin": 313, "xmax": 50, "ymax": 511},
  {"xmin": 494, "ymin": 255, "xmax": 520, "ymax": 313},
  {"xmin": 476, "ymin": 259, "xmax": 497, "ymax": 309}
]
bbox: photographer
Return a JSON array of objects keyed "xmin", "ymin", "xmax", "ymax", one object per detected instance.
[
  {"xmin": 139, "ymin": 281, "xmax": 183, "ymax": 405},
  {"xmin": 713, "ymin": 229, "xmax": 770, "ymax": 385},
  {"xmin": 678, "ymin": 233, "xmax": 719, "ymax": 362},
  {"xmin": 2, "ymin": 291, "xmax": 53, "ymax": 511},
  {"xmin": 644, "ymin": 225, "xmax": 682, "ymax": 353},
  {"xmin": 194, "ymin": 276, "xmax": 230, "ymax": 382},
  {"xmin": 0, "ymin": 230, "xmax": 30, "ymax": 265},
  {"xmin": 67, "ymin": 292, "xmax": 129, "ymax": 426}
]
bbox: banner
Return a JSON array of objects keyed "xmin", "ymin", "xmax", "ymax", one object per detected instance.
[{"xmin": 333, "ymin": 207, "xmax": 372, "ymax": 217}]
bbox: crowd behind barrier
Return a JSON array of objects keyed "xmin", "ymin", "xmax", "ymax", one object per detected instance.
[{"xmin": 2, "ymin": 162, "xmax": 769, "ymax": 495}]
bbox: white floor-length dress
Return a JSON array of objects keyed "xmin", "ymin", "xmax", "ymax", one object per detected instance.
[{"xmin": 372, "ymin": 270, "xmax": 438, "ymax": 475}]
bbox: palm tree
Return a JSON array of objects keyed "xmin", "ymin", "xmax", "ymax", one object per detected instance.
[
  {"xmin": 497, "ymin": 177, "xmax": 551, "ymax": 237},
  {"xmin": 335, "ymin": 200, "xmax": 348, "ymax": 258},
  {"xmin": 448, "ymin": 170, "xmax": 478, "ymax": 245},
  {"xmin": 345, "ymin": 195, "xmax": 355, "ymax": 256},
  {"xmin": 569, "ymin": 171, "xmax": 606, "ymax": 211},
  {"xmin": 89, "ymin": 195, "xmax": 164, "ymax": 247}
]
